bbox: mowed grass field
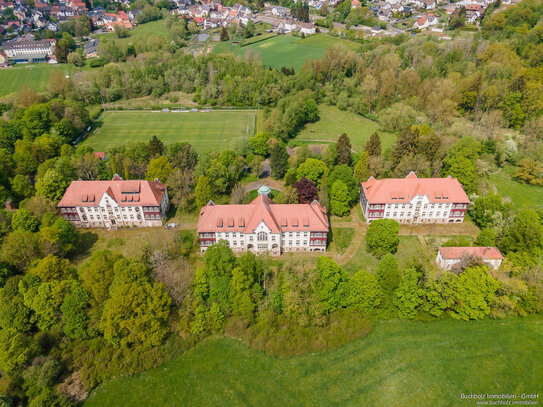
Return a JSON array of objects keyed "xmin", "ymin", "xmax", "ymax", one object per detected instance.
[
  {"xmin": 489, "ymin": 165, "xmax": 543, "ymax": 209},
  {"xmin": 0, "ymin": 64, "xmax": 78, "ymax": 97},
  {"xmin": 85, "ymin": 316, "xmax": 543, "ymax": 407},
  {"xmin": 213, "ymin": 34, "xmax": 361, "ymax": 71},
  {"xmin": 84, "ymin": 110, "xmax": 257, "ymax": 154},
  {"xmin": 294, "ymin": 105, "xmax": 396, "ymax": 152},
  {"xmin": 94, "ymin": 19, "xmax": 170, "ymax": 45}
]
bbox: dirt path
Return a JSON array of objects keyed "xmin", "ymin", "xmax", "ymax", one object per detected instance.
[{"xmin": 244, "ymin": 177, "xmax": 284, "ymax": 193}]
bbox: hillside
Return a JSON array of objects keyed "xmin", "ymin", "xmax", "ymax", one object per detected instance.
[{"xmin": 85, "ymin": 316, "xmax": 543, "ymax": 407}]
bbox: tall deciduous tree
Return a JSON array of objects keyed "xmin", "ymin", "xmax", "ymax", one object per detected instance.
[
  {"xmin": 194, "ymin": 175, "xmax": 213, "ymax": 209},
  {"xmin": 354, "ymin": 151, "xmax": 370, "ymax": 184},
  {"xmin": 296, "ymin": 158, "xmax": 328, "ymax": 188},
  {"xmin": 366, "ymin": 219, "xmax": 400, "ymax": 258},
  {"xmin": 330, "ymin": 180, "xmax": 350, "ymax": 217},
  {"xmin": 293, "ymin": 177, "xmax": 318, "ymax": 204}
]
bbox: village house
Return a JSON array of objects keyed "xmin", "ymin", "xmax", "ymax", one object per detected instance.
[
  {"xmin": 197, "ymin": 186, "xmax": 329, "ymax": 255},
  {"xmin": 0, "ymin": 49, "xmax": 10, "ymax": 66},
  {"xmin": 360, "ymin": 172, "xmax": 470, "ymax": 224},
  {"xmin": 436, "ymin": 246, "xmax": 504, "ymax": 270},
  {"xmin": 413, "ymin": 13, "xmax": 439, "ymax": 29},
  {"xmin": 299, "ymin": 22, "xmax": 316, "ymax": 35},
  {"xmin": 57, "ymin": 175, "xmax": 169, "ymax": 229}
]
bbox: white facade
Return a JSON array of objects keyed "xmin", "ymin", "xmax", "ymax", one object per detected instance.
[
  {"xmin": 436, "ymin": 251, "xmax": 503, "ymax": 270},
  {"xmin": 362, "ymin": 194, "xmax": 467, "ymax": 224},
  {"xmin": 2, "ymin": 39, "xmax": 55, "ymax": 58}
]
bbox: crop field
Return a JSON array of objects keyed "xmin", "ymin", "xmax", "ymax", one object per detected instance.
[
  {"xmin": 294, "ymin": 105, "xmax": 396, "ymax": 152},
  {"xmin": 85, "ymin": 315, "xmax": 543, "ymax": 407},
  {"xmin": 0, "ymin": 64, "xmax": 77, "ymax": 97},
  {"xmin": 213, "ymin": 34, "xmax": 361, "ymax": 71},
  {"xmin": 84, "ymin": 110, "xmax": 257, "ymax": 154}
]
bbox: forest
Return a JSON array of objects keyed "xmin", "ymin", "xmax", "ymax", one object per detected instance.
[{"xmin": 0, "ymin": 0, "xmax": 542, "ymax": 405}]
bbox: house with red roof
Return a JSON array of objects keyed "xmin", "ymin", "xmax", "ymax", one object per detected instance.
[
  {"xmin": 197, "ymin": 186, "xmax": 329, "ymax": 255},
  {"xmin": 437, "ymin": 246, "xmax": 504, "ymax": 270},
  {"xmin": 413, "ymin": 13, "xmax": 439, "ymax": 29},
  {"xmin": 360, "ymin": 172, "xmax": 470, "ymax": 224},
  {"xmin": 57, "ymin": 175, "xmax": 169, "ymax": 229}
]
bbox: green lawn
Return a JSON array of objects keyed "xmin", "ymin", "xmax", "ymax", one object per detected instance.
[
  {"xmin": 0, "ymin": 64, "xmax": 79, "ymax": 98},
  {"xmin": 94, "ymin": 19, "xmax": 170, "ymax": 45},
  {"xmin": 489, "ymin": 165, "xmax": 543, "ymax": 209},
  {"xmin": 344, "ymin": 235, "xmax": 421, "ymax": 273},
  {"xmin": 294, "ymin": 105, "xmax": 396, "ymax": 152},
  {"xmin": 85, "ymin": 316, "xmax": 543, "ymax": 407},
  {"xmin": 330, "ymin": 227, "xmax": 354, "ymax": 254},
  {"xmin": 213, "ymin": 34, "xmax": 361, "ymax": 71},
  {"xmin": 84, "ymin": 110, "xmax": 257, "ymax": 154}
]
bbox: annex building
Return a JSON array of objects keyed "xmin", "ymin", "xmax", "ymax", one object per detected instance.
[
  {"xmin": 197, "ymin": 186, "xmax": 329, "ymax": 255},
  {"xmin": 437, "ymin": 246, "xmax": 504, "ymax": 270},
  {"xmin": 360, "ymin": 172, "xmax": 470, "ymax": 224},
  {"xmin": 57, "ymin": 175, "xmax": 169, "ymax": 229}
]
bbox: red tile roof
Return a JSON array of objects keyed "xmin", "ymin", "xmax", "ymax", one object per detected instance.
[
  {"xmin": 438, "ymin": 246, "xmax": 504, "ymax": 260},
  {"xmin": 197, "ymin": 194, "xmax": 329, "ymax": 233},
  {"xmin": 361, "ymin": 172, "xmax": 470, "ymax": 204},
  {"xmin": 57, "ymin": 177, "xmax": 166, "ymax": 208}
]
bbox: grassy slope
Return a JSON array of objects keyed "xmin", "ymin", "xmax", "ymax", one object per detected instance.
[
  {"xmin": 489, "ymin": 165, "xmax": 543, "ymax": 209},
  {"xmin": 84, "ymin": 110, "xmax": 256, "ymax": 154},
  {"xmin": 0, "ymin": 64, "xmax": 79, "ymax": 98},
  {"xmin": 94, "ymin": 19, "xmax": 170, "ymax": 45},
  {"xmin": 213, "ymin": 34, "xmax": 361, "ymax": 71},
  {"xmin": 295, "ymin": 105, "xmax": 396, "ymax": 152},
  {"xmin": 85, "ymin": 316, "xmax": 543, "ymax": 407},
  {"xmin": 344, "ymin": 235, "xmax": 421, "ymax": 273}
]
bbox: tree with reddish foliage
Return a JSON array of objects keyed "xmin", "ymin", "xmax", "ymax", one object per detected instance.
[{"xmin": 294, "ymin": 177, "xmax": 318, "ymax": 204}]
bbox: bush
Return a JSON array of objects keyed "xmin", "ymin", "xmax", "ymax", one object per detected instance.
[{"xmin": 366, "ymin": 219, "xmax": 400, "ymax": 258}]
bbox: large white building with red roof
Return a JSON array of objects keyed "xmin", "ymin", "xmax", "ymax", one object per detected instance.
[
  {"xmin": 197, "ymin": 187, "xmax": 329, "ymax": 255},
  {"xmin": 360, "ymin": 172, "xmax": 470, "ymax": 224},
  {"xmin": 437, "ymin": 246, "xmax": 504, "ymax": 270},
  {"xmin": 57, "ymin": 175, "xmax": 169, "ymax": 229}
]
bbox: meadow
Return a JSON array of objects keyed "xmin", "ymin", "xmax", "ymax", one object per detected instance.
[
  {"xmin": 94, "ymin": 19, "xmax": 170, "ymax": 45},
  {"xmin": 0, "ymin": 63, "xmax": 78, "ymax": 97},
  {"xmin": 84, "ymin": 110, "xmax": 257, "ymax": 154},
  {"xmin": 213, "ymin": 34, "xmax": 361, "ymax": 71},
  {"xmin": 293, "ymin": 105, "xmax": 396, "ymax": 152},
  {"xmin": 84, "ymin": 315, "xmax": 543, "ymax": 407},
  {"xmin": 488, "ymin": 165, "xmax": 543, "ymax": 209}
]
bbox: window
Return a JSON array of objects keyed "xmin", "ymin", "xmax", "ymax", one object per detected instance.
[
  {"xmin": 249, "ymin": 236, "xmax": 253, "ymax": 241},
  {"xmin": 257, "ymin": 232, "xmax": 267, "ymax": 241},
  {"xmin": 296, "ymin": 240, "xmax": 300, "ymax": 246},
  {"xmin": 272, "ymin": 236, "xmax": 276, "ymax": 241}
]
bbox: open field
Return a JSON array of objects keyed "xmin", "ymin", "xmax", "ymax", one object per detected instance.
[
  {"xmin": 0, "ymin": 64, "xmax": 79, "ymax": 98},
  {"xmin": 213, "ymin": 34, "xmax": 361, "ymax": 71},
  {"xmin": 343, "ymin": 235, "xmax": 421, "ymax": 273},
  {"xmin": 94, "ymin": 19, "xmax": 170, "ymax": 45},
  {"xmin": 84, "ymin": 110, "xmax": 257, "ymax": 154},
  {"xmin": 85, "ymin": 315, "xmax": 543, "ymax": 407},
  {"xmin": 293, "ymin": 105, "xmax": 396, "ymax": 152},
  {"xmin": 489, "ymin": 165, "xmax": 543, "ymax": 209}
]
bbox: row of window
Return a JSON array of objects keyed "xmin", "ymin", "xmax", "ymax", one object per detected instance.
[{"xmin": 79, "ymin": 206, "xmax": 141, "ymax": 213}]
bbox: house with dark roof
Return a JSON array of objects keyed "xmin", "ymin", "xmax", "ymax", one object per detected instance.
[
  {"xmin": 57, "ymin": 175, "xmax": 169, "ymax": 229},
  {"xmin": 197, "ymin": 186, "xmax": 329, "ymax": 255}
]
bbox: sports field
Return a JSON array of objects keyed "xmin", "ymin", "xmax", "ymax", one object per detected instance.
[
  {"xmin": 84, "ymin": 110, "xmax": 257, "ymax": 153},
  {"xmin": 294, "ymin": 105, "xmax": 397, "ymax": 152},
  {"xmin": 0, "ymin": 64, "xmax": 77, "ymax": 97},
  {"xmin": 213, "ymin": 34, "xmax": 361, "ymax": 71},
  {"xmin": 85, "ymin": 316, "xmax": 543, "ymax": 407}
]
